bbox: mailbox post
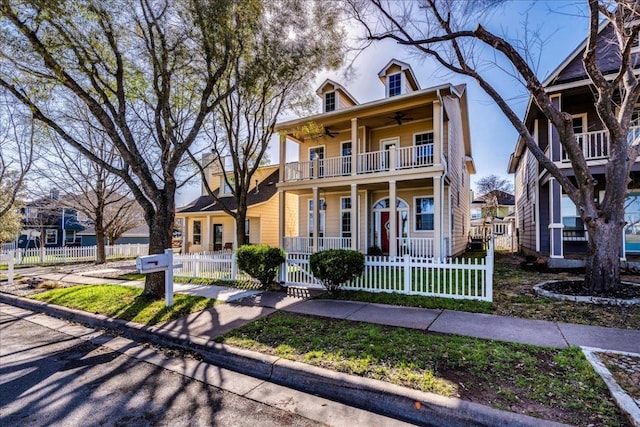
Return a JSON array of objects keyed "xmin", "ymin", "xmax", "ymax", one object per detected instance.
[
  {"xmin": 135, "ymin": 249, "xmax": 181, "ymax": 307},
  {"xmin": 1, "ymin": 251, "xmax": 14, "ymax": 285}
]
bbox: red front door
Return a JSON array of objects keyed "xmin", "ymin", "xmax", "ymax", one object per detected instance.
[{"xmin": 381, "ymin": 212, "xmax": 390, "ymax": 253}]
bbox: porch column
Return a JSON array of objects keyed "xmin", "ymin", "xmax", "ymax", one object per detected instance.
[
  {"xmin": 548, "ymin": 178, "xmax": 564, "ymax": 258},
  {"xmin": 204, "ymin": 216, "xmax": 211, "ymax": 252},
  {"xmin": 351, "ymin": 183, "xmax": 358, "ymax": 251},
  {"xmin": 351, "ymin": 118, "xmax": 359, "ymax": 176},
  {"xmin": 433, "ymin": 99, "xmax": 442, "ymax": 166},
  {"xmin": 389, "ymin": 180, "xmax": 397, "ymax": 257},
  {"xmin": 233, "ymin": 217, "xmax": 237, "ymax": 250},
  {"xmin": 181, "ymin": 218, "xmax": 186, "ymax": 254},
  {"xmin": 278, "ymin": 189, "xmax": 285, "ymax": 250},
  {"xmin": 433, "ymin": 176, "xmax": 443, "ymax": 259},
  {"xmin": 279, "ymin": 133, "xmax": 286, "ymax": 182},
  {"xmin": 312, "ymin": 187, "xmax": 319, "ymax": 251}
]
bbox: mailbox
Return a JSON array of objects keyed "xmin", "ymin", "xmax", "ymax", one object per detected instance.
[{"xmin": 136, "ymin": 253, "xmax": 170, "ymax": 273}]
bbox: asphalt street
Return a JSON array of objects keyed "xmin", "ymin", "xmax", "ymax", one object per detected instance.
[{"xmin": 0, "ymin": 310, "xmax": 325, "ymax": 427}]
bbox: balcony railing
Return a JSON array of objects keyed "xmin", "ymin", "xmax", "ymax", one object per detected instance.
[
  {"xmin": 561, "ymin": 126, "xmax": 640, "ymax": 162},
  {"xmin": 397, "ymin": 237, "xmax": 434, "ymax": 258},
  {"xmin": 283, "ymin": 144, "xmax": 434, "ymax": 182}
]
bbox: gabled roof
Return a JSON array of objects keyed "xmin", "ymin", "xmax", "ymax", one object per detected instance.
[
  {"xmin": 177, "ymin": 169, "xmax": 279, "ymax": 213},
  {"xmin": 474, "ymin": 190, "xmax": 515, "ymax": 206},
  {"xmin": 315, "ymin": 79, "xmax": 358, "ymax": 105},
  {"xmin": 377, "ymin": 59, "xmax": 420, "ymax": 91}
]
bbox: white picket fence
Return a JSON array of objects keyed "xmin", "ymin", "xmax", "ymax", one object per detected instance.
[
  {"xmin": 174, "ymin": 251, "xmax": 256, "ymax": 283},
  {"xmin": 284, "ymin": 242, "xmax": 494, "ymax": 302},
  {"xmin": 0, "ymin": 244, "xmax": 149, "ymax": 266}
]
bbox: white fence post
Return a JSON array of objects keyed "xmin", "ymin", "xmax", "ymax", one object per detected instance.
[
  {"xmin": 403, "ymin": 254, "xmax": 411, "ymax": 294},
  {"xmin": 486, "ymin": 236, "xmax": 494, "ymax": 302},
  {"xmin": 231, "ymin": 252, "xmax": 237, "ymax": 280},
  {"xmin": 164, "ymin": 248, "xmax": 174, "ymax": 307}
]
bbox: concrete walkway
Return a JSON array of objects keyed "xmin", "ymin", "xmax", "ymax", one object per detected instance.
[{"xmin": 31, "ymin": 271, "xmax": 640, "ymax": 353}]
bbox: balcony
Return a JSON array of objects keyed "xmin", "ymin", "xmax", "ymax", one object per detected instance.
[
  {"xmin": 561, "ymin": 126, "xmax": 640, "ymax": 163},
  {"xmin": 284, "ymin": 144, "xmax": 434, "ymax": 182}
]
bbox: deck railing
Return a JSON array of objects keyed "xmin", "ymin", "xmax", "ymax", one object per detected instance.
[
  {"xmin": 561, "ymin": 126, "xmax": 640, "ymax": 162},
  {"xmin": 283, "ymin": 236, "xmax": 352, "ymax": 253}
]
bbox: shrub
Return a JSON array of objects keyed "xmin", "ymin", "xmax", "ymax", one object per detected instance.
[
  {"xmin": 236, "ymin": 245, "xmax": 285, "ymax": 289},
  {"xmin": 367, "ymin": 245, "xmax": 383, "ymax": 256},
  {"xmin": 309, "ymin": 249, "xmax": 365, "ymax": 294}
]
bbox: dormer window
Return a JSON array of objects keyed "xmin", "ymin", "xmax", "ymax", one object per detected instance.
[
  {"xmin": 324, "ymin": 91, "xmax": 336, "ymax": 112},
  {"xmin": 388, "ymin": 73, "xmax": 402, "ymax": 97}
]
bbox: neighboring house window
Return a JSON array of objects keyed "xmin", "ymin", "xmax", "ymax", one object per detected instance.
[
  {"xmin": 66, "ymin": 231, "xmax": 76, "ymax": 244},
  {"xmin": 561, "ymin": 194, "xmax": 585, "ymax": 240},
  {"xmin": 388, "ymin": 73, "xmax": 402, "ymax": 97},
  {"xmin": 414, "ymin": 132, "xmax": 434, "ymax": 165},
  {"xmin": 341, "ymin": 197, "xmax": 351, "ymax": 238},
  {"xmin": 324, "ymin": 91, "xmax": 336, "ymax": 112},
  {"xmin": 308, "ymin": 199, "xmax": 325, "ymax": 237},
  {"xmin": 470, "ymin": 208, "xmax": 482, "ymax": 220},
  {"xmin": 415, "ymin": 197, "xmax": 434, "ymax": 231},
  {"xmin": 45, "ymin": 229, "xmax": 57, "ymax": 245},
  {"xmin": 26, "ymin": 207, "xmax": 38, "ymax": 218},
  {"xmin": 193, "ymin": 220, "xmax": 201, "ymax": 245},
  {"xmin": 245, "ymin": 219, "xmax": 250, "ymax": 244},
  {"xmin": 222, "ymin": 175, "xmax": 234, "ymax": 196}
]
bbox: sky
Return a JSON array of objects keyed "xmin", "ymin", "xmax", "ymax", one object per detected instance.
[{"xmin": 176, "ymin": 1, "xmax": 590, "ymax": 205}]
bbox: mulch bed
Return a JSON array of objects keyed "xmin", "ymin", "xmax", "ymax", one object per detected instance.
[{"xmin": 541, "ymin": 280, "xmax": 640, "ymax": 299}]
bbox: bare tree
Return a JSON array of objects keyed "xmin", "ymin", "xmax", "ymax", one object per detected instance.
[
  {"xmin": 0, "ymin": 0, "xmax": 261, "ymax": 298},
  {"xmin": 39, "ymin": 127, "xmax": 144, "ymax": 263},
  {"xmin": 188, "ymin": 0, "xmax": 346, "ymax": 246},
  {"xmin": 350, "ymin": 0, "xmax": 640, "ymax": 293},
  {"xmin": 475, "ymin": 174, "xmax": 514, "ymax": 222},
  {"xmin": 0, "ymin": 98, "xmax": 34, "ymax": 220}
]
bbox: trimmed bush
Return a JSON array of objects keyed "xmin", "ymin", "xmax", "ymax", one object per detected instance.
[
  {"xmin": 309, "ymin": 249, "xmax": 365, "ymax": 294},
  {"xmin": 367, "ymin": 245, "xmax": 383, "ymax": 256},
  {"xmin": 236, "ymin": 245, "xmax": 285, "ymax": 289}
]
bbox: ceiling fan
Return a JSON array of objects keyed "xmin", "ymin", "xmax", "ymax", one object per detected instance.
[
  {"xmin": 387, "ymin": 111, "xmax": 414, "ymax": 125},
  {"xmin": 323, "ymin": 127, "xmax": 338, "ymax": 138}
]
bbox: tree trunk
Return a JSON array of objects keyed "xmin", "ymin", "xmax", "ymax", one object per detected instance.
[
  {"xmin": 584, "ymin": 220, "xmax": 623, "ymax": 293},
  {"xmin": 142, "ymin": 206, "xmax": 174, "ymax": 299},
  {"xmin": 236, "ymin": 209, "xmax": 247, "ymax": 246},
  {"xmin": 95, "ymin": 209, "xmax": 106, "ymax": 264}
]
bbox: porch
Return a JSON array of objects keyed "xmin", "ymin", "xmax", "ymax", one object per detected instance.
[{"xmin": 283, "ymin": 236, "xmax": 436, "ymax": 257}]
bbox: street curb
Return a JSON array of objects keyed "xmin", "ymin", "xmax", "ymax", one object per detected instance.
[{"xmin": 0, "ymin": 293, "xmax": 569, "ymax": 427}]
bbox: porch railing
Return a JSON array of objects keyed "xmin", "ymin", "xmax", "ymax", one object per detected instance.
[
  {"xmin": 397, "ymin": 237, "xmax": 434, "ymax": 257},
  {"xmin": 561, "ymin": 126, "xmax": 640, "ymax": 162},
  {"xmin": 283, "ymin": 236, "xmax": 352, "ymax": 253}
]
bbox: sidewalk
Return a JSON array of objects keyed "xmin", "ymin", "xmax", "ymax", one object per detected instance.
[
  {"xmin": 30, "ymin": 271, "xmax": 640, "ymax": 353},
  {"xmin": 4, "ymin": 270, "xmax": 640, "ymax": 426}
]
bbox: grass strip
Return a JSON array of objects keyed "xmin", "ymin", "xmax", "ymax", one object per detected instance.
[
  {"xmin": 325, "ymin": 290, "xmax": 494, "ymax": 313},
  {"xmin": 31, "ymin": 284, "xmax": 218, "ymax": 325},
  {"xmin": 218, "ymin": 311, "xmax": 627, "ymax": 426}
]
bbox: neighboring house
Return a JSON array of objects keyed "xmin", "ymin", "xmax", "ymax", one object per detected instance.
[
  {"xmin": 469, "ymin": 190, "xmax": 515, "ymax": 239},
  {"xmin": 176, "ymin": 164, "xmax": 298, "ymax": 253},
  {"xmin": 508, "ymin": 23, "xmax": 640, "ymax": 266},
  {"xmin": 274, "ymin": 59, "xmax": 475, "ymax": 258},
  {"xmin": 18, "ymin": 191, "xmax": 85, "ymax": 248},
  {"xmin": 78, "ymin": 224, "xmax": 150, "ymax": 246}
]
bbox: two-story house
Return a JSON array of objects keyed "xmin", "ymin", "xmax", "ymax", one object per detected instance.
[
  {"xmin": 469, "ymin": 190, "xmax": 515, "ymax": 240},
  {"xmin": 274, "ymin": 59, "xmax": 475, "ymax": 258},
  {"xmin": 18, "ymin": 190, "xmax": 85, "ymax": 248},
  {"xmin": 508, "ymin": 23, "xmax": 640, "ymax": 267},
  {"xmin": 176, "ymin": 162, "xmax": 298, "ymax": 253}
]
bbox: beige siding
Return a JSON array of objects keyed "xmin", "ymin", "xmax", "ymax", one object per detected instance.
[{"xmin": 442, "ymin": 96, "xmax": 471, "ymax": 256}]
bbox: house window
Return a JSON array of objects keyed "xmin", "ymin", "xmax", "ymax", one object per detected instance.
[
  {"xmin": 45, "ymin": 229, "xmax": 57, "ymax": 245},
  {"xmin": 193, "ymin": 220, "xmax": 202, "ymax": 245},
  {"xmin": 308, "ymin": 199, "xmax": 325, "ymax": 237},
  {"xmin": 572, "ymin": 114, "xmax": 587, "ymax": 134},
  {"xmin": 470, "ymin": 208, "xmax": 482, "ymax": 220},
  {"xmin": 309, "ymin": 146, "xmax": 325, "ymax": 177},
  {"xmin": 415, "ymin": 197, "xmax": 434, "ymax": 231},
  {"xmin": 222, "ymin": 175, "xmax": 235, "ymax": 195},
  {"xmin": 415, "ymin": 132, "xmax": 434, "ymax": 165},
  {"xmin": 561, "ymin": 195, "xmax": 585, "ymax": 240},
  {"xmin": 341, "ymin": 197, "xmax": 352, "ymax": 238},
  {"xmin": 245, "ymin": 219, "xmax": 250, "ymax": 244},
  {"xmin": 65, "ymin": 231, "xmax": 76, "ymax": 245},
  {"xmin": 388, "ymin": 73, "xmax": 402, "ymax": 97},
  {"xmin": 324, "ymin": 91, "xmax": 336, "ymax": 112}
]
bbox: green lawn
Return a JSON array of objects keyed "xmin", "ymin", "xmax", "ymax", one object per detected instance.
[
  {"xmin": 31, "ymin": 284, "xmax": 219, "ymax": 325},
  {"xmin": 218, "ymin": 311, "xmax": 627, "ymax": 426}
]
